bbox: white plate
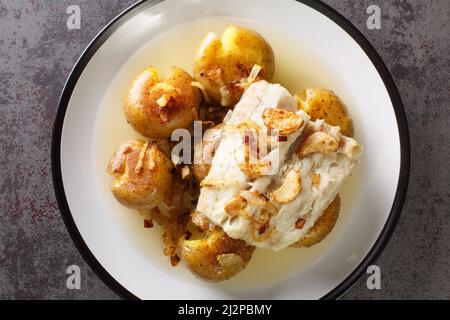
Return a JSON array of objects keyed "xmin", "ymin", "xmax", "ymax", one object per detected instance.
[{"xmin": 52, "ymin": 0, "xmax": 409, "ymax": 299}]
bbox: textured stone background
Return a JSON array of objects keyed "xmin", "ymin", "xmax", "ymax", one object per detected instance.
[{"xmin": 0, "ymin": 0, "xmax": 448, "ymax": 300}]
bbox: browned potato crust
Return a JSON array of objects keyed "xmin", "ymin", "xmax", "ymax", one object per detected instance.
[
  {"xmin": 107, "ymin": 139, "xmax": 173, "ymax": 210},
  {"xmin": 194, "ymin": 26, "xmax": 275, "ymax": 107},
  {"xmin": 296, "ymin": 89, "xmax": 354, "ymax": 137},
  {"xmin": 180, "ymin": 229, "xmax": 255, "ymax": 282},
  {"xmin": 124, "ymin": 66, "xmax": 200, "ymax": 138},
  {"xmin": 291, "ymin": 195, "xmax": 341, "ymax": 248}
]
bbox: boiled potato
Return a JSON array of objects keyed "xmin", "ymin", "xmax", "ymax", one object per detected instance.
[
  {"xmin": 180, "ymin": 228, "xmax": 255, "ymax": 282},
  {"xmin": 291, "ymin": 195, "xmax": 340, "ymax": 248},
  {"xmin": 124, "ymin": 66, "xmax": 200, "ymax": 139},
  {"xmin": 194, "ymin": 26, "xmax": 275, "ymax": 107},
  {"xmin": 295, "ymin": 89, "xmax": 354, "ymax": 137},
  {"xmin": 107, "ymin": 139, "xmax": 173, "ymax": 210}
]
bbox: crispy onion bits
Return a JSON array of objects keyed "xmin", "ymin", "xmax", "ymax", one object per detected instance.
[
  {"xmin": 298, "ymin": 131, "xmax": 339, "ymax": 158},
  {"xmin": 295, "ymin": 218, "xmax": 306, "ymax": 230},
  {"xmin": 238, "ymin": 125, "xmax": 272, "ymax": 179},
  {"xmin": 224, "ymin": 195, "xmax": 248, "ymax": 218},
  {"xmin": 270, "ymin": 169, "xmax": 302, "ymax": 204},
  {"xmin": 246, "ymin": 64, "xmax": 263, "ymax": 85},
  {"xmin": 262, "ymin": 108, "xmax": 304, "ymax": 136},
  {"xmin": 200, "ymin": 179, "xmax": 242, "ymax": 188},
  {"xmin": 191, "ymin": 81, "xmax": 212, "ymax": 104},
  {"xmin": 134, "ymin": 141, "xmax": 149, "ymax": 173},
  {"xmin": 224, "ymin": 190, "xmax": 279, "ymax": 242},
  {"xmin": 238, "ymin": 160, "xmax": 272, "ymax": 180},
  {"xmin": 251, "ymin": 206, "xmax": 277, "ymax": 242},
  {"xmin": 232, "ymin": 64, "xmax": 263, "ymax": 91},
  {"xmin": 219, "ymin": 82, "xmax": 232, "ymax": 107}
]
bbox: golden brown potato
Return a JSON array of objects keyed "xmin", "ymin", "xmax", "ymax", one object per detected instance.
[
  {"xmin": 194, "ymin": 26, "xmax": 275, "ymax": 107},
  {"xmin": 180, "ymin": 228, "xmax": 255, "ymax": 282},
  {"xmin": 291, "ymin": 195, "xmax": 340, "ymax": 248},
  {"xmin": 107, "ymin": 139, "xmax": 173, "ymax": 210},
  {"xmin": 192, "ymin": 125, "xmax": 223, "ymax": 183},
  {"xmin": 124, "ymin": 66, "xmax": 201, "ymax": 139},
  {"xmin": 295, "ymin": 89, "xmax": 354, "ymax": 137}
]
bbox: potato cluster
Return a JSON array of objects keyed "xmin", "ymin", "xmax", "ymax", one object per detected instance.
[{"xmin": 107, "ymin": 25, "xmax": 355, "ymax": 282}]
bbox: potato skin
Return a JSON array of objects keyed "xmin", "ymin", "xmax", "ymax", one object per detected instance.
[
  {"xmin": 180, "ymin": 229, "xmax": 255, "ymax": 282},
  {"xmin": 194, "ymin": 26, "xmax": 275, "ymax": 107},
  {"xmin": 124, "ymin": 66, "xmax": 200, "ymax": 139},
  {"xmin": 296, "ymin": 89, "xmax": 354, "ymax": 137},
  {"xmin": 107, "ymin": 139, "xmax": 173, "ymax": 210},
  {"xmin": 291, "ymin": 195, "xmax": 340, "ymax": 248}
]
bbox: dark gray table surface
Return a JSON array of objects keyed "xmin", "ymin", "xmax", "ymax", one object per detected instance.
[{"xmin": 0, "ymin": 0, "xmax": 448, "ymax": 300}]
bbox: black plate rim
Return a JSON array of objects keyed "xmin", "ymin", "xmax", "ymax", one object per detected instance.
[{"xmin": 51, "ymin": 0, "xmax": 410, "ymax": 300}]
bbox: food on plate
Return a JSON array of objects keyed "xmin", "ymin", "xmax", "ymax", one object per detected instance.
[
  {"xmin": 138, "ymin": 176, "xmax": 201, "ymax": 263},
  {"xmin": 291, "ymin": 195, "xmax": 340, "ymax": 248},
  {"xmin": 196, "ymin": 81, "xmax": 362, "ymax": 251},
  {"xmin": 295, "ymin": 88, "xmax": 354, "ymax": 137},
  {"xmin": 194, "ymin": 26, "xmax": 275, "ymax": 107},
  {"xmin": 124, "ymin": 66, "xmax": 201, "ymax": 138},
  {"xmin": 107, "ymin": 140, "xmax": 173, "ymax": 210},
  {"xmin": 106, "ymin": 25, "xmax": 363, "ymax": 282}
]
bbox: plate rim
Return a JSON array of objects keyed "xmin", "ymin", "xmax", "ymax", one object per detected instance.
[{"xmin": 51, "ymin": 0, "xmax": 410, "ymax": 300}]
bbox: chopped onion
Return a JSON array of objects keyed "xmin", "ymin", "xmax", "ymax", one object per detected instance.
[
  {"xmin": 246, "ymin": 64, "xmax": 262, "ymax": 85},
  {"xmin": 191, "ymin": 81, "xmax": 212, "ymax": 104},
  {"xmin": 144, "ymin": 219, "xmax": 154, "ymax": 228},
  {"xmin": 220, "ymin": 85, "xmax": 231, "ymax": 107},
  {"xmin": 156, "ymin": 95, "xmax": 169, "ymax": 108},
  {"xmin": 134, "ymin": 141, "xmax": 149, "ymax": 173}
]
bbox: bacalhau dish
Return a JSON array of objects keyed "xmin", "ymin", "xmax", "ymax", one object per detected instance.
[{"xmin": 106, "ymin": 26, "xmax": 363, "ymax": 282}]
